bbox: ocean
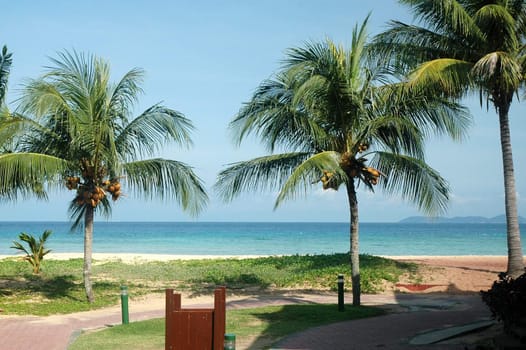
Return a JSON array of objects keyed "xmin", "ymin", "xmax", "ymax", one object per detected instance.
[{"xmin": 1, "ymin": 221, "xmax": 525, "ymax": 257}]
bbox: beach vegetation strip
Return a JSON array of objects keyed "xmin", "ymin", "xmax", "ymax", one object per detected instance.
[
  {"xmin": 68, "ymin": 303, "xmax": 384, "ymax": 350},
  {"xmin": 0, "ymin": 253, "xmax": 416, "ymax": 315}
]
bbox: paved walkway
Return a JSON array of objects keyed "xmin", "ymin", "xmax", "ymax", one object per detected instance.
[
  {"xmin": 274, "ymin": 294, "xmax": 491, "ymax": 349},
  {"xmin": 0, "ymin": 292, "xmax": 491, "ymax": 350}
]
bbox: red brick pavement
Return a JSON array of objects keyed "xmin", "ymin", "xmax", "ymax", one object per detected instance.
[
  {"xmin": 0, "ymin": 293, "xmax": 490, "ymax": 350},
  {"xmin": 274, "ymin": 298, "xmax": 490, "ymax": 349}
]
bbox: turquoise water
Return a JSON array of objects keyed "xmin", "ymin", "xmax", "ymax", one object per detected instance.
[{"xmin": 0, "ymin": 221, "xmax": 524, "ymax": 256}]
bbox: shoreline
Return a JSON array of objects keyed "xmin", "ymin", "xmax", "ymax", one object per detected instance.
[
  {"xmin": 0, "ymin": 252, "xmax": 518, "ymax": 263},
  {"xmin": 0, "ymin": 252, "xmax": 275, "ymax": 262}
]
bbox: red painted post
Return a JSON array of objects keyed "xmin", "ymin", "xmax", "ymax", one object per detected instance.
[{"xmin": 213, "ymin": 287, "xmax": 226, "ymax": 350}]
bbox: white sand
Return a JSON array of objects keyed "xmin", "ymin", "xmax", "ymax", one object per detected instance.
[{"xmin": 0, "ymin": 252, "xmax": 271, "ymax": 263}]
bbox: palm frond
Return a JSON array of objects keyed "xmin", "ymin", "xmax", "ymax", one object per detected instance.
[
  {"xmin": 0, "ymin": 111, "xmax": 30, "ymax": 152},
  {"xmin": 400, "ymin": 0, "xmax": 484, "ymax": 42},
  {"xmin": 215, "ymin": 153, "xmax": 312, "ymax": 202},
  {"xmin": 349, "ymin": 15, "xmax": 370, "ymax": 82},
  {"xmin": 369, "ymin": 151, "xmax": 449, "ymax": 216},
  {"xmin": 370, "ymin": 21, "xmax": 480, "ymax": 75},
  {"xmin": 67, "ymin": 200, "xmax": 87, "ymax": 232},
  {"xmin": 376, "ymin": 82, "xmax": 472, "ymax": 141},
  {"xmin": 230, "ymin": 74, "xmax": 328, "ymax": 152},
  {"xmin": 0, "ymin": 45, "xmax": 12, "ymax": 105},
  {"xmin": 123, "ymin": 158, "xmax": 208, "ymax": 216},
  {"xmin": 284, "ymin": 41, "xmax": 329, "ymax": 69},
  {"xmin": 107, "ymin": 67, "xmax": 144, "ymax": 119},
  {"xmin": 507, "ymin": 0, "xmax": 526, "ymax": 37},
  {"xmin": 292, "ymin": 74, "xmax": 330, "ymax": 115},
  {"xmin": 229, "ymin": 77, "xmax": 291, "ymax": 146},
  {"xmin": 474, "ymin": 3, "xmax": 519, "ymax": 51},
  {"xmin": 472, "ymin": 51, "xmax": 522, "ymax": 94},
  {"xmin": 363, "ymin": 114, "xmax": 425, "ymax": 158},
  {"xmin": 275, "ymin": 151, "xmax": 342, "ymax": 207},
  {"xmin": 16, "ymin": 79, "xmax": 73, "ymax": 119},
  {"xmin": 0, "ymin": 153, "xmax": 66, "ymax": 200},
  {"xmin": 116, "ymin": 105, "xmax": 194, "ymax": 159},
  {"xmin": 10, "ymin": 240, "xmax": 30, "ymax": 256},
  {"xmin": 407, "ymin": 58, "xmax": 474, "ymax": 97}
]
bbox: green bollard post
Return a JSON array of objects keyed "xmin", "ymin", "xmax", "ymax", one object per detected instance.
[
  {"xmin": 120, "ymin": 285, "xmax": 129, "ymax": 324},
  {"xmin": 224, "ymin": 333, "xmax": 236, "ymax": 350}
]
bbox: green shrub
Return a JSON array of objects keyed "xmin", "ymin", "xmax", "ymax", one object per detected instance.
[{"xmin": 481, "ymin": 272, "xmax": 526, "ymax": 343}]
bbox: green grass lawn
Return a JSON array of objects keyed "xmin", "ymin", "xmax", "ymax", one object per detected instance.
[
  {"xmin": 69, "ymin": 303, "xmax": 384, "ymax": 350},
  {"xmin": 0, "ymin": 253, "xmax": 418, "ymax": 315}
]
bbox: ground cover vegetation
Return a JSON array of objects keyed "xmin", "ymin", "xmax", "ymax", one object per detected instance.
[
  {"xmin": 0, "ymin": 254, "xmax": 416, "ymax": 316},
  {"xmin": 68, "ymin": 303, "xmax": 384, "ymax": 350}
]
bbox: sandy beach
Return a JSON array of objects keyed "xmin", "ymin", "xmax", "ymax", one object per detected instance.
[
  {"xmin": 46, "ymin": 252, "xmax": 270, "ymax": 262},
  {"xmin": 0, "ymin": 253, "xmax": 271, "ymax": 263},
  {"xmin": 388, "ymin": 255, "xmax": 526, "ymax": 293},
  {"xmin": 3, "ymin": 253, "xmax": 522, "ymax": 293}
]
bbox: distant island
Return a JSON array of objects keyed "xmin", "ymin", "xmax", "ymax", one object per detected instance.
[{"xmin": 399, "ymin": 214, "xmax": 526, "ymax": 224}]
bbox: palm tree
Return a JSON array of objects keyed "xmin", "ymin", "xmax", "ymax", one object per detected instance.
[
  {"xmin": 215, "ymin": 19, "xmax": 470, "ymax": 305},
  {"xmin": 371, "ymin": 0, "xmax": 525, "ymax": 278},
  {"xmin": 15, "ymin": 51, "xmax": 208, "ymax": 302}
]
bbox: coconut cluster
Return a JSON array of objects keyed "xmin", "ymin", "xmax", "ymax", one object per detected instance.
[
  {"xmin": 335, "ymin": 150, "xmax": 383, "ymax": 186},
  {"xmin": 65, "ymin": 176, "xmax": 81, "ymax": 190},
  {"xmin": 66, "ymin": 177, "xmax": 122, "ymax": 207},
  {"xmin": 75, "ymin": 186, "xmax": 106, "ymax": 207},
  {"xmin": 320, "ymin": 170, "xmax": 339, "ymax": 190},
  {"xmin": 103, "ymin": 179, "xmax": 122, "ymax": 201},
  {"xmin": 357, "ymin": 143, "xmax": 368, "ymax": 152},
  {"xmin": 363, "ymin": 167, "xmax": 380, "ymax": 185}
]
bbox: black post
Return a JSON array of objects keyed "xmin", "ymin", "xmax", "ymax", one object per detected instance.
[{"xmin": 338, "ymin": 274, "xmax": 344, "ymax": 311}]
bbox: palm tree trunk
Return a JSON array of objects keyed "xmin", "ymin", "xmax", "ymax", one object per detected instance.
[
  {"xmin": 346, "ymin": 180, "xmax": 360, "ymax": 306},
  {"xmin": 498, "ymin": 105, "xmax": 524, "ymax": 278},
  {"xmin": 84, "ymin": 206, "xmax": 95, "ymax": 303}
]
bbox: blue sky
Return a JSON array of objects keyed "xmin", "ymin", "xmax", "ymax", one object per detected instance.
[{"xmin": 2, "ymin": 0, "xmax": 525, "ymax": 222}]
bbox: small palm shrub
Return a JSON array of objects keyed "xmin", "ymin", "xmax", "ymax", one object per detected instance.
[
  {"xmin": 10, "ymin": 230, "xmax": 52, "ymax": 274},
  {"xmin": 481, "ymin": 272, "xmax": 526, "ymax": 343}
]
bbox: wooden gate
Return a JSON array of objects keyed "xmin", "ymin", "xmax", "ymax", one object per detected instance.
[{"xmin": 165, "ymin": 287, "xmax": 226, "ymax": 350}]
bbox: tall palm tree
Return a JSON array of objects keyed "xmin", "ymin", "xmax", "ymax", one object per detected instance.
[
  {"xmin": 371, "ymin": 0, "xmax": 525, "ymax": 277},
  {"xmin": 215, "ymin": 19, "xmax": 470, "ymax": 305},
  {"xmin": 15, "ymin": 51, "xmax": 208, "ymax": 302}
]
